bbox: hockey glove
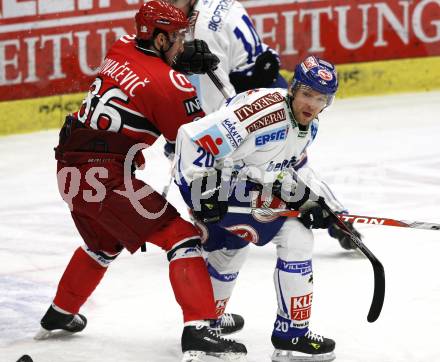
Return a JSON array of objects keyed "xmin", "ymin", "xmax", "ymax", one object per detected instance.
[
  {"xmin": 229, "ymin": 49, "xmax": 280, "ymax": 93},
  {"xmin": 190, "ymin": 170, "xmax": 228, "ymax": 224},
  {"xmin": 298, "ymin": 201, "xmax": 332, "ymax": 229},
  {"xmin": 329, "ymin": 219, "xmax": 362, "ymax": 250},
  {"xmin": 173, "ymin": 39, "xmax": 220, "ymax": 75},
  {"xmin": 163, "ymin": 141, "xmax": 175, "ymax": 161},
  {"xmin": 271, "ymin": 178, "xmax": 315, "ymax": 211}
]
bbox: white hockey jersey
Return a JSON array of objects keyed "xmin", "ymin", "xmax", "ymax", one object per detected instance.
[
  {"xmin": 175, "ymin": 88, "xmax": 345, "ymax": 212},
  {"xmin": 188, "ymin": 0, "xmax": 273, "ymax": 113}
]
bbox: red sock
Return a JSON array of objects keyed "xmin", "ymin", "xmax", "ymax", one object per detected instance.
[
  {"xmin": 53, "ymin": 247, "xmax": 107, "ymax": 314},
  {"xmin": 170, "ymin": 257, "xmax": 217, "ymax": 322}
]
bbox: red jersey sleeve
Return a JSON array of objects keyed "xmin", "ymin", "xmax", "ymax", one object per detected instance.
[{"xmin": 150, "ymin": 69, "xmax": 205, "ymax": 142}]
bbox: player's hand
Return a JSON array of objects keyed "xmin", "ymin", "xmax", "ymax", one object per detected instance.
[
  {"xmin": 329, "ymin": 219, "xmax": 362, "ymax": 250},
  {"xmin": 251, "ymin": 49, "xmax": 280, "ymax": 87},
  {"xmin": 271, "ymin": 178, "xmax": 316, "ymax": 211},
  {"xmin": 163, "ymin": 141, "xmax": 175, "ymax": 161},
  {"xmin": 173, "ymin": 39, "xmax": 220, "ymax": 75},
  {"xmin": 298, "ymin": 201, "xmax": 332, "ymax": 229},
  {"xmin": 190, "ymin": 170, "xmax": 228, "ymax": 223}
]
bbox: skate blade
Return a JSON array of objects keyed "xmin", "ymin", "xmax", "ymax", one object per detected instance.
[
  {"xmin": 182, "ymin": 351, "xmax": 247, "ymax": 362},
  {"xmin": 272, "ymin": 349, "xmax": 335, "ymax": 362},
  {"xmin": 34, "ymin": 327, "xmax": 77, "ymax": 340}
]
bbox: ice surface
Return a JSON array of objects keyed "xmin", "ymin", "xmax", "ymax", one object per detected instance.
[{"xmin": 1, "ymin": 91, "xmax": 439, "ymax": 362}]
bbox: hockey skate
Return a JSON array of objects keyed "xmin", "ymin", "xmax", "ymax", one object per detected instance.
[
  {"xmin": 34, "ymin": 305, "xmax": 87, "ymax": 340},
  {"xmin": 271, "ymin": 330, "xmax": 335, "ymax": 362},
  {"xmin": 211, "ymin": 313, "xmax": 245, "ymax": 335},
  {"xmin": 181, "ymin": 325, "xmax": 247, "ymax": 362}
]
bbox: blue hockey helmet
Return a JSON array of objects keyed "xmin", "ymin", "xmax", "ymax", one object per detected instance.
[{"xmin": 290, "ymin": 56, "xmax": 338, "ymax": 106}]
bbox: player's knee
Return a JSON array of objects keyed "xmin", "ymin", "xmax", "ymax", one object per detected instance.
[
  {"xmin": 275, "ymin": 219, "xmax": 314, "ymax": 260},
  {"xmin": 166, "ymin": 237, "xmax": 203, "ymax": 262},
  {"xmin": 206, "ymin": 246, "xmax": 249, "ymax": 279},
  {"xmin": 81, "ymin": 245, "xmax": 121, "ymax": 267}
]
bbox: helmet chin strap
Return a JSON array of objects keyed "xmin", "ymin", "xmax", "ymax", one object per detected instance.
[
  {"xmin": 286, "ymin": 94, "xmax": 299, "ymax": 129},
  {"xmin": 153, "ymin": 33, "xmax": 175, "ymax": 64}
]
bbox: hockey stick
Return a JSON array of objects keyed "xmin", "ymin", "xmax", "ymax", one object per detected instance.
[
  {"xmin": 228, "ymin": 207, "xmax": 440, "ymax": 231},
  {"xmin": 207, "ymin": 70, "xmax": 234, "ymax": 100},
  {"xmin": 320, "ymin": 201, "xmax": 385, "ymax": 322},
  {"xmin": 230, "ymin": 203, "xmax": 385, "ymax": 322}
]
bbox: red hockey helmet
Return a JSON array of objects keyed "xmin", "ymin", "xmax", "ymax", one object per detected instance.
[{"xmin": 135, "ymin": 0, "xmax": 189, "ymax": 41}]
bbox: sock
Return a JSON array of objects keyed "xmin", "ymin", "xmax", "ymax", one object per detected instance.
[
  {"xmin": 170, "ymin": 257, "xmax": 217, "ymax": 322},
  {"xmin": 53, "ymin": 247, "xmax": 107, "ymax": 314}
]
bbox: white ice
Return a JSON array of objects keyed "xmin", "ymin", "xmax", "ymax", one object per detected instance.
[{"xmin": 1, "ymin": 91, "xmax": 440, "ymax": 362}]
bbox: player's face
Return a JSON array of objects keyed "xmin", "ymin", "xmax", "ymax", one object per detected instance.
[
  {"xmin": 291, "ymin": 86, "xmax": 328, "ymax": 126},
  {"xmin": 163, "ymin": 30, "xmax": 186, "ymax": 66}
]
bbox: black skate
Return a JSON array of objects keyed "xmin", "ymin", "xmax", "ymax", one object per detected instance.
[
  {"xmin": 271, "ymin": 330, "xmax": 335, "ymax": 362},
  {"xmin": 181, "ymin": 325, "xmax": 247, "ymax": 362},
  {"xmin": 34, "ymin": 305, "xmax": 87, "ymax": 340},
  {"xmin": 211, "ymin": 313, "xmax": 245, "ymax": 335}
]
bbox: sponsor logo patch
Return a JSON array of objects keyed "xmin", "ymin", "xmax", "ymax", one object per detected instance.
[
  {"xmin": 234, "ymin": 92, "xmax": 284, "ymax": 122},
  {"xmin": 318, "ymin": 69, "xmax": 333, "ymax": 81},
  {"xmin": 303, "ymin": 56, "xmax": 319, "ymax": 70},
  {"xmin": 220, "ymin": 119, "xmax": 243, "ymax": 148},
  {"xmin": 225, "ymin": 224, "xmax": 259, "ymax": 244},
  {"xmin": 291, "ymin": 293, "xmax": 313, "ymax": 321},
  {"xmin": 193, "ymin": 125, "xmax": 231, "ymax": 157},
  {"xmin": 255, "ymin": 126, "xmax": 288, "ymax": 146},
  {"xmin": 246, "ymin": 109, "xmax": 286, "ymax": 133},
  {"xmin": 215, "ymin": 298, "xmax": 230, "ymax": 316},
  {"xmin": 208, "ymin": 0, "xmax": 233, "ymax": 32},
  {"xmin": 183, "ymin": 96, "xmax": 202, "ymax": 116},
  {"xmin": 169, "ymin": 70, "xmax": 195, "ymax": 92},
  {"xmin": 266, "ymin": 155, "xmax": 296, "ymax": 172}
]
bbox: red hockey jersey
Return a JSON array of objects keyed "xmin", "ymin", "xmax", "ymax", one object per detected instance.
[{"xmin": 77, "ymin": 34, "xmax": 204, "ymax": 145}]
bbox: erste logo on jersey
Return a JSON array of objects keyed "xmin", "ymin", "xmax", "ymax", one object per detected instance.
[
  {"xmin": 255, "ymin": 126, "xmax": 288, "ymax": 146},
  {"xmin": 169, "ymin": 70, "xmax": 195, "ymax": 92},
  {"xmin": 193, "ymin": 125, "xmax": 232, "ymax": 157}
]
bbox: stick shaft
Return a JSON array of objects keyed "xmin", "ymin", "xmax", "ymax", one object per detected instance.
[
  {"xmin": 228, "ymin": 207, "xmax": 440, "ymax": 231},
  {"xmin": 207, "ymin": 70, "xmax": 233, "ymax": 100}
]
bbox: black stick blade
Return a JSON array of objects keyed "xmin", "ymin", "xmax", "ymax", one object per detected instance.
[
  {"xmin": 17, "ymin": 356, "xmax": 33, "ymax": 362},
  {"xmin": 367, "ymin": 259, "xmax": 385, "ymax": 322}
]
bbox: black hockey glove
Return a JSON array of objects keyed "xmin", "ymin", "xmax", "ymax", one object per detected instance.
[
  {"xmin": 252, "ymin": 49, "xmax": 280, "ymax": 87},
  {"xmin": 298, "ymin": 202, "xmax": 332, "ymax": 229},
  {"xmin": 229, "ymin": 49, "xmax": 280, "ymax": 93},
  {"xmin": 329, "ymin": 219, "xmax": 362, "ymax": 250},
  {"xmin": 163, "ymin": 141, "xmax": 175, "ymax": 161},
  {"xmin": 190, "ymin": 170, "xmax": 228, "ymax": 224},
  {"xmin": 173, "ymin": 39, "xmax": 220, "ymax": 75},
  {"xmin": 271, "ymin": 178, "xmax": 314, "ymax": 211}
]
